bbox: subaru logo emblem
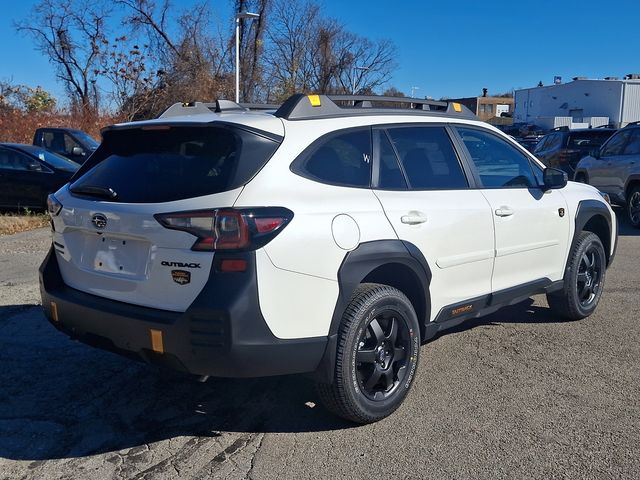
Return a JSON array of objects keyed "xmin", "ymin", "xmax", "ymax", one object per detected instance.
[{"xmin": 91, "ymin": 213, "xmax": 107, "ymax": 229}]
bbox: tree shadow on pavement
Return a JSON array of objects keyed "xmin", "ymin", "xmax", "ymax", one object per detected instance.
[
  {"xmin": 0, "ymin": 305, "xmax": 351, "ymax": 462},
  {"xmin": 0, "ymin": 297, "xmax": 576, "ymax": 462}
]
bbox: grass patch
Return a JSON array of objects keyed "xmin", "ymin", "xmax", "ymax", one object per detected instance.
[{"xmin": 0, "ymin": 210, "xmax": 50, "ymax": 235}]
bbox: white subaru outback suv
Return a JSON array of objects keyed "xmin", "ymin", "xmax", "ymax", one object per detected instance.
[{"xmin": 40, "ymin": 94, "xmax": 617, "ymax": 424}]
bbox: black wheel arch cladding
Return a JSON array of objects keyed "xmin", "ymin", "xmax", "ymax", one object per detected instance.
[
  {"xmin": 314, "ymin": 240, "xmax": 431, "ymax": 384},
  {"xmin": 574, "ymin": 199, "xmax": 615, "ymax": 266},
  {"xmin": 330, "ymin": 240, "xmax": 431, "ymax": 337}
]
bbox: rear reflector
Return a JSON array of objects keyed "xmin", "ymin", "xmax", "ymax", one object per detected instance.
[
  {"xmin": 219, "ymin": 259, "xmax": 248, "ymax": 272},
  {"xmin": 150, "ymin": 329, "xmax": 164, "ymax": 353},
  {"xmin": 50, "ymin": 301, "xmax": 59, "ymax": 322}
]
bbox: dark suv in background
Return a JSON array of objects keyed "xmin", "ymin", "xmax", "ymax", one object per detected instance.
[
  {"xmin": 33, "ymin": 127, "xmax": 99, "ymax": 164},
  {"xmin": 534, "ymin": 127, "xmax": 616, "ymax": 177},
  {"xmin": 574, "ymin": 123, "xmax": 640, "ymax": 227}
]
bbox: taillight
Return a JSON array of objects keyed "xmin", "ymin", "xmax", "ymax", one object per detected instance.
[
  {"xmin": 47, "ymin": 194, "xmax": 62, "ymax": 216},
  {"xmin": 154, "ymin": 208, "xmax": 293, "ymax": 252}
]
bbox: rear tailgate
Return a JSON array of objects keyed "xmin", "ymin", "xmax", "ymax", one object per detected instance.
[
  {"xmin": 48, "ymin": 121, "xmax": 282, "ymax": 312},
  {"xmin": 51, "ymin": 187, "xmax": 243, "ymax": 312}
]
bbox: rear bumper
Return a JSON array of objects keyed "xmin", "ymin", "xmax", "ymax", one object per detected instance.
[{"xmin": 39, "ymin": 247, "xmax": 327, "ymax": 377}]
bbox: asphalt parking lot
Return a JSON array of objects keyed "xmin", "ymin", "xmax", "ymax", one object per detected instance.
[{"xmin": 1, "ymin": 212, "xmax": 639, "ymax": 480}]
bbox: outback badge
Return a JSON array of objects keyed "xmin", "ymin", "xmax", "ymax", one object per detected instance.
[{"xmin": 171, "ymin": 270, "xmax": 191, "ymax": 285}]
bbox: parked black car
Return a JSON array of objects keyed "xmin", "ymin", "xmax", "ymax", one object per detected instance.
[
  {"xmin": 33, "ymin": 127, "xmax": 99, "ymax": 164},
  {"xmin": 0, "ymin": 144, "xmax": 79, "ymax": 210},
  {"xmin": 534, "ymin": 127, "xmax": 616, "ymax": 177}
]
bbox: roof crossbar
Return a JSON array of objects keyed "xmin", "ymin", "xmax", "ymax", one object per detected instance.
[{"xmin": 274, "ymin": 93, "xmax": 477, "ymax": 121}]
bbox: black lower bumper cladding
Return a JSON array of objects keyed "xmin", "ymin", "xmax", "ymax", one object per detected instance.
[{"xmin": 39, "ymin": 247, "xmax": 327, "ymax": 377}]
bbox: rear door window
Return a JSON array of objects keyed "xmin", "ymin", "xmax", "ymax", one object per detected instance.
[
  {"xmin": 385, "ymin": 126, "xmax": 468, "ymax": 190},
  {"xmin": 291, "ymin": 128, "xmax": 372, "ymax": 187},
  {"xmin": 70, "ymin": 125, "xmax": 281, "ymax": 203},
  {"xmin": 623, "ymin": 129, "xmax": 640, "ymax": 155},
  {"xmin": 601, "ymin": 130, "xmax": 631, "ymax": 157}
]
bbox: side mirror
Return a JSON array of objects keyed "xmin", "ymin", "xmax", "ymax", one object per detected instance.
[
  {"xmin": 72, "ymin": 146, "xmax": 85, "ymax": 156},
  {"xmin": 543, "ymin": 167, "xmax": 568, "ymax": 190},
  {"xmin": 27, "ymin": 163, "xmax": 42, "ymax": 172},
  {"xmin": 590, "ymin": 148, "xmax": 601, "ymax": 159}
]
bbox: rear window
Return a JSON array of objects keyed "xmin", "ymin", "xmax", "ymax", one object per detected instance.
[
  {"xmin": 567, "ymin": 131, "xmax": 614, "ymax": 148},
  {"xmin": 70, "ymin": 125, "xmax": 280, "ymax": 203}
]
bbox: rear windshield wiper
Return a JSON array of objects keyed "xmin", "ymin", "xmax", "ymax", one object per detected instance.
[{"xmin": 70, "ymin": 185, "xmax": 118, "ymax": 200}]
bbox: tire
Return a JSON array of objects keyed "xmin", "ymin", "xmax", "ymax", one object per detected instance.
[
  {"xmin": 547, "ymin": 231, "xmax": 606, "ymax": 320},
  {"xmin": 315, "ymin": 283, "xmax": 421, "ymax": 424},
  {"xmin": 626, "ymin": 185, "xmax": 640, "ymax": 228}
]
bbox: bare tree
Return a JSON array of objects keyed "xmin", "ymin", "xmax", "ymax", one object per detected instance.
[
  {"xmin": 110, "ymin": 0, "xmax": 235, "ymax": 118},
  {"xmin": 335, "ymin": 36, "xmax": 397, "ymax": 94},
  {"xmin": 264, "ymin": 0, "xmax": 397, "ymax": 98},
  {"xmin": 99, "ymin": 36, "xmax": 158, "ymax": 120},
  {"xmin": 16, "ymin": 0, "xmax": 110, "ymax": 114},
  {"xmin": 263, "ymin": 0, "xmax": 319, "ymax": 100},
  {"xmin": 116, "ymin": 0, "xmax": 178, "ymax": 65}
]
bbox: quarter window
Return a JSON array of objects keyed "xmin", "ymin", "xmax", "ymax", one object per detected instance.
[
  {"xmin": 292, "ymin": 129, "xmax": 372, "ymax": 188},
  {"xmin": 386, "ymin": 126, "xmax": 468, "ymax": 190},
  {"xmin": 457, "ymin": 127, "xmax": 538, "ymax": 188}
]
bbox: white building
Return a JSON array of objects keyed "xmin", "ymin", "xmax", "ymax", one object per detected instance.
[{"xmin": 514, "ymin": 75, "xmax": 640, "ymax": 129}]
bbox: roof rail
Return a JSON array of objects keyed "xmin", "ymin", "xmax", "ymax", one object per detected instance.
[
  {"xmin": 551, "ymin": 126, "xmax": 570, "ymax": 132},
  {"xmin": 240, "ymin": 102, "xmax": 280, "ymax": 111},
  {"xmin": 274, "ymin": 93, "xmax": 477, "ymax": 121},
  {"xmin": 624, "ymin": 121, "xmax": 640, "ymax": 127},
  {"xmin": 159, "ymin": 99, "xmax": 249, "ymax": 118}
]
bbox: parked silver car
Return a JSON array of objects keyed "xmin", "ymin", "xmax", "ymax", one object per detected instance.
[{"xmin": 575, "ymin": 123, "xmax": 640, "ymax": 227}]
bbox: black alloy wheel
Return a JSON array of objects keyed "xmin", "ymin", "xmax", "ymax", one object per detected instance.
[
  {"xmin": 316, "ymin": 283, "xmax": 420, "ymax": 424},
  {"xmin": 355, "ymin": 310, "xmax": 412, "ymax": 401},
  {"xmin": 547, "ymin": 231, "xmax": 607, "ymax": 320},
  {"xmin": 576, "ymin": 244, "xmax": 603, "ymax": 308},
  {"xmin": 627, "ymin": 187, "xmax": 640, "ymax": 228}
]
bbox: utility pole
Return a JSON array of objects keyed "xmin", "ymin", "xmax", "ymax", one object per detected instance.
[{"xmin": 235, "ymin": 11, "xmax": 260, "ymax": 103}]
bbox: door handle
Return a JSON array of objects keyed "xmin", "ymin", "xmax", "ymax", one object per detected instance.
[
  {"xmin": 495, "ymin": 206, "xmax": 514, "ymax": 217},
  {"xmin": 401, "ymin": 212, "xmax": 427, "ymax": 225}
]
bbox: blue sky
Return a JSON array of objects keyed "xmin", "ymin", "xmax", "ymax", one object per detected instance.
[{"xmin": 2, "ymin": 0, "xmax": 640, "ymax": 102}]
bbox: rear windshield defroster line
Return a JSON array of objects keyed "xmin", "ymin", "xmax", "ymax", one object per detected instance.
[{"xmin": 69, "ymin": 124, "xmax": 281, "ymax": 203}]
